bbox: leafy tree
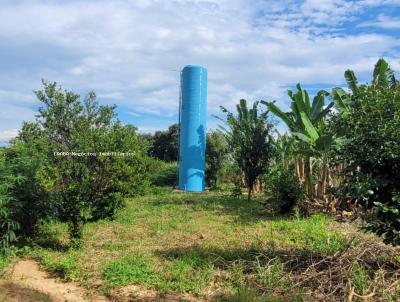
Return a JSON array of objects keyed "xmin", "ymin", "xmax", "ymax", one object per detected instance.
[
  {"xmin": 218, "ymin": 99, "xmax": 274, "ymax": 201},
  {"xmin": 332, "ymin": 58, "xmax": 399, "ymax": 114},
  {"xmin": 149, "ymin": 124, "xmax": 179, "ymax": 161},
  {"xmin": 205, "ymin": 131, "xmax": 228, "ymax": 189},
  {"xmin": 23, "ymin": 81, "xmax": 151, "ymax": 246},
  {"xmin": 0, "ymin": 149, "xmax": 19, "ymax": 254},
  {"xmin": 3, "ymin": 138, "xmax": 51, "ymax": 237},
  {"xmin": 331, "ymin": 60, "xmax": 400, "ymax": 245}
]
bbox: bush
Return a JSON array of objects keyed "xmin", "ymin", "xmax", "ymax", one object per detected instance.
[
  {"xmin": 331, "ymin": 84, "xmax": 400, "ymax": 245},
  {"xmin": 0, "ymin": 151, "xmax": 19, "ymax": 254},
  {"xmin": 264, "ymin": 166, "xmax": 303, "ymax": 214},
  {"xmin": 3, "ymin": 138, "xmax": 52, "ymax": 237}
]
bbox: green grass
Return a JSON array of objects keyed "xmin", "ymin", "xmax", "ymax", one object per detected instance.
[
  {"xmin": 158, "ymin": 250, "xmax": 214, "ymax": 294},
  {"xmin": 23, "ymin": 192, "xmax": 350, "ymax": 300},
  {"xmin": 350, "ymin": 262, "xmax": 370, "ymax": 294},
  {"xmin": 0, "ymin": 254, "xmax": 8, "ymax": 273},
  {"xmin": 34, "ymin": 249, "xmax": 81, "ymax": 281},
  {"xmin": 103, "ymin": 253, "xmax": 156, "ymax": 288}
]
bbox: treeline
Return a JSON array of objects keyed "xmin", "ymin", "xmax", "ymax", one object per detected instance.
[
  {"xmin": 216, "ymin": 59, "xmax": 400, "ymax": 245},
  {"xmin": 1, "ymin": 59, "xmax": 399, "ymax": 254},
  {"xmin": 144, "ymin": 59, "xmax": 400, "ymax": 246},
  {"xmin": 0, "ymin": 82, "xmax": 155, "ymax": 250}
]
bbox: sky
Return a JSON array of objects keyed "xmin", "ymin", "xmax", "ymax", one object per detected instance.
[{"xmin": 1, "ymin": 0, "xmax": 400, "ymax": 143}]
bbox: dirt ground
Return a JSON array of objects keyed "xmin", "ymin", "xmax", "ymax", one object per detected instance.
[
  {"xmin": 0, "ymin": 260, "xmax": 108, "ymax": 302},
  {"xmin": 0, "ymin": 260, "xmax": 204, "ymax": 302}
]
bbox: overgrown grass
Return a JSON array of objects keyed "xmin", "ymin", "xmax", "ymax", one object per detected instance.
[{"xmin": 16, "ymin": 192, "xmax": 365, "ymax": 300}]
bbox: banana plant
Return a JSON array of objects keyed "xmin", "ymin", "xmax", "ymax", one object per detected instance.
[
  {"xmin": 261, "ymin": 84, "xmax": 334, "ymax": 198},
  {"xmin": 332, "ymin": 58, "xmax": 399, "ymax": 113}
]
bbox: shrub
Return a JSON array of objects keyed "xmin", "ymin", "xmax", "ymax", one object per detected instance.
[
  {"xmin": 331, "ymin": 83, "xmax": 400, "ymax": 245},
  {"xmin": 0, "ymin": 152, "xmax": 19, "ymax": 254},
  {"xmin": 3, "ymin": 138, "xmax": 52, "ymax": 237},
  {"xmin": 264, "ymin": 166, "xmax": 303, "ymax": 214}
]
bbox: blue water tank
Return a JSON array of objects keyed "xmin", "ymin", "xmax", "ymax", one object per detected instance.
[{"xmin": 178, "ymin": 65, "xmax": 207, "ymax": 192}]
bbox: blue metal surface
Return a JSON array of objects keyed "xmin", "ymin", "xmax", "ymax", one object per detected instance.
[{"xmin": 178, "ymin": 65, "xmax": 207, "ymax": 192}]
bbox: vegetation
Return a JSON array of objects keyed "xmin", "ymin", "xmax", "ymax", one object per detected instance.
[
  {"xmin": 330, "ymin": 60, "xmax": 400, "ymax": 245},
  {"xmin": 263, "ymin": 84, "xmax": 333, "ymax": 199},
  {"xmin": 147, "ymin": 123, "xmax": 179, "ymax": 161},
  {"xmin": 0, "ymin": 81, "xmax": 153, "ymax": 249},
  {"xmin": 265, "ymin": 165, "xmax": 303, "ymax": 214},
  {"xmin": 1, "ymin": 59, "xmax": 400, "ymax": 301},
  {"xmin": 0, "ymin": 149, "xmax": 19, "ymax": 252},
  {"xmin": 206, "ymin": 131, "xmax": 228, "ymax": 189},
  {"xmin": 218, "ymin": 99, "xmax": 274, "ymax": 201},
  {"xmin": 149, "ymin": 161, "xmax": 178, "ymax": 187},
  {"xmin": 9, "ymin": 192, "xmax": 398, "ymax": 301}
]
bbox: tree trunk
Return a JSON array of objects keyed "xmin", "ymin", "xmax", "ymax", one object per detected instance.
[
  {"xmin": 317, "ymin": 162, "xmax": 327, "ymax": 200},
  {"xmin": 296, "ymin": 157, "xmax": 304, "ymax": 182},
  {"xmin": 247, "ymin": 185, "xmax": 252, "ymax": 202},
  {"xmin": 304, "ymin": 156, "xmax": 313, "ymax": 198}
]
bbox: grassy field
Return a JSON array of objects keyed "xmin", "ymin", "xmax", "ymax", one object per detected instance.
[{"xmin": 5, "ymin": 191, "xmax": 399, "ymax": 301}]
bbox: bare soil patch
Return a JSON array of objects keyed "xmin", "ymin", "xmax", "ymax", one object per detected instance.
[{"xmin": 2, "ymin": 260, "xmax": 108, "ymax": 302}]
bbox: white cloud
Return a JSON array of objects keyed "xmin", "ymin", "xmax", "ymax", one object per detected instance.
[
  {"xmin": 358, "ymin": 14, "xmax": 400, "ymax": 29},
  {"xmin": 0, "ymin": 0, "xmax": 399, "ymax": 138},
  {"xmin": 128, "ymin": 111, "xmax": 141, "ymax": 117}
]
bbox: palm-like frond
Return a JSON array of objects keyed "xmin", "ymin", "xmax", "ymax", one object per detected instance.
[
  {"xmin": 373, "ymin": 58, "xmax": 396, "ymax": 88},
  {"xmin": 344, "ymin": 70, "xmax": 358, "ymax": 94},
  {"xmin": 331, "ymin": 87, "xmax": 350, "ymax": 113}
]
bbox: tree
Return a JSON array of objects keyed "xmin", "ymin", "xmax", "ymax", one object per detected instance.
[
  {"xmin": 149, "ymin": 124, "xmax": 179, "ymax": 161},
  {"xmin": 3, "ymin": 136, "xmax": 51, "ymax": 237},
  {"xmin": 23, "ymin": 81, "xmax": 151, "ymax": 246},
  {"xmin": 0, "ymin": 149, "xmax": 20, "ymax": 254},
  {"xmin": 205, "ymin": 131, "xmax": 228, "ymax": 189},
  {"xmin": 331, "ymin": 59, "xmax": 400, "ymax": 245},
  {"xmin": 262, "ymin": 84, "xmax": 334, "ymax": 199},
  {"xmin": 332, "ymin": 58, "xmax": 399, "ymax": 114},
  {"xmin": 218, "ymin": 99, "xmax": 274, "ymax": 201}
]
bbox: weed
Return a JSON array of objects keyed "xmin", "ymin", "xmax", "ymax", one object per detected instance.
[
  {"xmin": 350, "ymin": 262, "xmax": 370, "ymax": 294},
  {"xmin": 0, "ymin": 254, "xmax": 8, "ymax": 273},
  {"xmin": 157, "ymin": 251, "xmax": 214, "ymax": 293},
  {"xmin": 102, "ymin": 253, "xmax": 156, "ymax": 288},
  {"xmin": 35, "ymin": 249, "xmax": 80, "ymax": 281},
  {"xmin": 255, "ymin": 257, "xmax": 284, "ymax": 288}
]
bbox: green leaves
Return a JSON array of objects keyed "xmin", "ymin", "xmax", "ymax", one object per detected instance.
[
  {"xmin": 372, "ymin": 58, "xmax": 396, "ymax": 88},
  {"xmin": 262, "ymin": 84, "xmax": 333, "ymax": 152},
  {"xmin": 344, "ymin": 70, "xmax": 358, "ymax": 94},
  {"xmin": 261, "ymin": 101, "xmax": 296, "ymax": 130},
  {"xmin": 218, "ymin": 99, "xmax": 274, "ymax": 201},
  {"xmin": 331, "ymin": 87, "xmax": 350, "ymax": 113},
  {"xmin": 332, "ymin": 73, "xmax": 400, "ymax": 245}
]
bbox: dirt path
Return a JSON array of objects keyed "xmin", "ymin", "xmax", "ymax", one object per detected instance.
[{"xmin": 2, "ymin": 260, "xmax": 108, "ymax": 302}]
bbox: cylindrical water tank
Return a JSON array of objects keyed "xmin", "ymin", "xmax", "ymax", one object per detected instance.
[{"xmin": 178, "ymin": 65, "xmax": 207, "ymax": 192}]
